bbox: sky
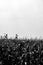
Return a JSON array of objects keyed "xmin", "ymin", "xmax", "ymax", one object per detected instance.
[{"xmin": 0, "ymin": 0, "xmax": 43, "ymax": 38}]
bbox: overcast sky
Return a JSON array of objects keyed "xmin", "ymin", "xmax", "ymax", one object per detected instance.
[{"xmin": 0, "ymin": 0, "xmax": 43, "ymax": 38}]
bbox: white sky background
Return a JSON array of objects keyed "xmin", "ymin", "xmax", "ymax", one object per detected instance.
[{"xmin": 0, "ymin": 0, "xmax": 43, "ymax": 38}]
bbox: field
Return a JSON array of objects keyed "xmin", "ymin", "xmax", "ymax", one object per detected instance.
[{"xmin": 0, "ymin": 38, "xmax": 43, "ymax": 65}]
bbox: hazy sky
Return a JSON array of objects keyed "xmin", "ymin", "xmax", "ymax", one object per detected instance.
[{"xmin": 0, "ymin": 0, "xmax": 43, "ymax": 38}]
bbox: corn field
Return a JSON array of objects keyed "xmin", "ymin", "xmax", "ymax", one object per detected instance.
[{"xmin": 0, "ymin": 38, "xmax": 43, "ymax": 65}]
